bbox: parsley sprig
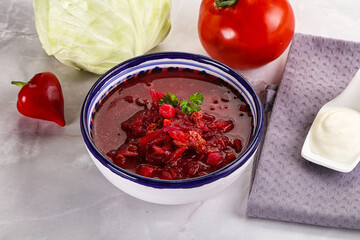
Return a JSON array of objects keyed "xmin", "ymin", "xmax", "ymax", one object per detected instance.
[
  {"xmin": 179, "ymin": 92, "xmax": 204, "ymax": 115},
  {"xmin": 158, "ymin": 92, "xmax": 179, "ymax": 108},
  {"xmin": 158, "ymin": 92, "xmax": 204, "ymax": 115}
]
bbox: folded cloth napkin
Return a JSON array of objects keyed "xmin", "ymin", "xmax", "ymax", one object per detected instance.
[{"xmin": 247, "ymin": 33, "xmax": 360, "ymax": 230}]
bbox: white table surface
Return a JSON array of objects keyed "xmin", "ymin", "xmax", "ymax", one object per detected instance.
[{"xmin": 1, "ymin": 0, "xmax": 360, "ymax": 239}]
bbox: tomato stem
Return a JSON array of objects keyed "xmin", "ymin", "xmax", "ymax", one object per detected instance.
[
  {"xmin": 214, "ymin": 0, "xmax": 238, "ymax": 8},
  {"xmin": 11, "ymin": 81, "xmax": 27, "ymax": 88}
]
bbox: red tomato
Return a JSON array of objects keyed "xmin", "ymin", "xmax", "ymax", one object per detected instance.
[{"xmin": 198, "ymin": 0, "xmax": 295, "ymax": 70}]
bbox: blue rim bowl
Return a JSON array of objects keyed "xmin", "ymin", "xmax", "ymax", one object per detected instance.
[{"xmin": 80, "ymin": 52, "xmax": 264, "ymax": 190}]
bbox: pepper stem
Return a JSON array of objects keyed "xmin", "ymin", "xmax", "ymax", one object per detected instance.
[
  {"xmin": 11, "ymin": 81, "xmax": 27, "ymax": 88},
  {"xmin": 214, "ymin": 0, "xmax": 238, "ymax": 8}
]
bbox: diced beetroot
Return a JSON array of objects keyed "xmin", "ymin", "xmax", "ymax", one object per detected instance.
[
  {"xmin": 163, "ymin": 125, "xmax": 182, "ymax": 132},
  {"xmin": 145, "ymin": 151, "xmax": 166, "ymax": 164},
  {"xmin": 159, "ymin": 104, "xmax": 175, "ymax": 119},
  {"xmin": 207, "ymin": 135, "xmax": 230, "ymax": 149},
  {"xmin": 162, "ymin": 142, "xmax": 172, "ymax": 151},
  {"xmin": 165, "ymin": 146, "xmax": 188, "ymax": 163},
  {"xmin": 127, "ymin": 145, "xmax": 137, "ymax": 152},
  {"xmin": 168, "ymin": 130, "xmax": 189, "ymax": 145},
  {"xmin": 107, "ymin": 150, "xmax": 127, "ymax": 167},
  {"xmin": 160, "ymin": 171, "xmax": 173, "ymax": 180},
  {"xmin": 224, "ymin": 152, "xmax": 236, "ymax": 162},
  {"xmin": 169, "ymin": 119, "xmax": 196, "ymax": 132},
  {"xmin": 168, "ymin": 158, "xmax": 180, "ymax": 167},
  {"xmin": 168, "ymin": 166, "xmax": 184, "ymax": 179},
  {"xmin": 232, "ymin": 138, "xmax": 242, "ymax": 153},
  {"xmin": 120, "ymin": 151, "xmax": 138, "ymax": 157},
  {"xmin": 202, "ymin": 113, "xmax": 216, "ymax": 122},
  {"xmin": 152, "ymin": 145, "xmax": 170, "ymax": 155},
  {"xmin": 131, "ymin": 119, "xmax": 144, "ymax": 136},
  {"xmin": 105, "ymin": 88, "xmax": 250, "ymax": 180},
  {"xmin": 203, "ymin": 147, "xmax": 221, "ymax": 154},
  {"xmin": 186, "ymin": 162, "xmax": 201, "ymax": 177},
  {"xmin": 113, "ymin": 155, "xmax": 127, "ymax": 168},
  {"xmin": 207, "ymin": 153, "xmax": 223, "ymax": 167},
  {"xmin": 137, "ymin": 164, "xmax": 155, "ymax": 177},
  {"xmin": 121, "ymin": 108, "xmax": 161, "ymax": 137},
  {"xmin": 195, "ymin": 118, "xmax": 211, "ymax": 132},
  {"xmin": 139, "ymin": 129, "xmax": 163, "ymax": 144},
  {"xmin": 208, "ymin": 120, "xmax": 234, "ymax": 133},
  {"xmin": 147, "ymin": 134, "xmax": 170, "ymax": 146},
  {"xmin": 150, "ymin": 89, "xmax": 165, "ymax": 102},
  {"xmin": 184, "ymin": 121, "xmax": 194, "ymax": 127},
  {"xmin": 112, "ymin": 144, "xmax": 138, "ymax": 159},
  {"xmin": 198, "ymin": 172, "xmax": 208, "ymax": 177}
]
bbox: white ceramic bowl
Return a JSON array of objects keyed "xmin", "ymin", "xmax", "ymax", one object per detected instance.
[{"xmin": 80, "ymin": 52, "xmax": 264, "ymax": 205}]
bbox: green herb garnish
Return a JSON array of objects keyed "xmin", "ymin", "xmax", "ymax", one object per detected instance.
[
  {"xmin": 179, "ymin": 99, "xmax": 201, "ymax": 115},
  {"xmin": 158, "ymin": 92, "xmax": 204, "ymax": 115},
  {"xmin": 158, "ymin": 92, "xmax": 179, "ymax": 107},
  {"xmin": 188, "ymin": 92, "xmax": 204, "ymax": 106},
  {"xmin": 180, "ymin": 92, "xmax": 204, "ymax": 115}
]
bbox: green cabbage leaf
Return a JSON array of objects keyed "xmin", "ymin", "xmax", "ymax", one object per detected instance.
[{"xmin": 33, "ymin": 0, "xmax": 172, "ymax": 75}]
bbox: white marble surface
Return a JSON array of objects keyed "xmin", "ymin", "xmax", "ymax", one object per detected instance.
[{"xmin": 1, "ymin": 0, "xmax": 360, "ymax": 239}]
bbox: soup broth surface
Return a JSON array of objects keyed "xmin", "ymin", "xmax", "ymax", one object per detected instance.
[{"xmin": 92, "ymin": 69, "xmax": 253, "ymax": 179}]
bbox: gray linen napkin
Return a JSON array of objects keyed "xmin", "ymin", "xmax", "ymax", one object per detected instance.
[{"xmin": 247, "ymin": 33, "xmax": 360, "ymax": 230}]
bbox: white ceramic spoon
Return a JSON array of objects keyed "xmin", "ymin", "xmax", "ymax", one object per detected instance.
[{"xmin": 301, "ymin": 69, "xmax": 360, "ymax": 172}]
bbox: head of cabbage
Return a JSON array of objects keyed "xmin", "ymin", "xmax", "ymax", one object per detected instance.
[{"xmin": 33, "ymin": 0, "xmax": 172, "ymax": 75}]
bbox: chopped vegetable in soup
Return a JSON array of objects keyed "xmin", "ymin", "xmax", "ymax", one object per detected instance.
[{"xmin": 92, "ymin": 68, "xmax": 253, "ymax": 179}]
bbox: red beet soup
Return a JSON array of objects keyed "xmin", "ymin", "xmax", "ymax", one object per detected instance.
[{"xmin": 91, "ymin": 68, "xmax": 253, "ymax": 180}]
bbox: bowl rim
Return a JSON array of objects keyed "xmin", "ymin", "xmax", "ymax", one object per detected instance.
[{"xmin": 80, "ymin": 52, "xmax": 264, "ymax": 189}]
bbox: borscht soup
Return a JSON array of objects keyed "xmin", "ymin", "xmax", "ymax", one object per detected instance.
[{"xmin": 91, "ymin": 68, "xmax": 253, "ymax": 180}]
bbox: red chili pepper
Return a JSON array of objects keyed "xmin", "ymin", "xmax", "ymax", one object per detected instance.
[{"xmin": 11, "ymin": 72, "xmax": 66, "ymax": 126}]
